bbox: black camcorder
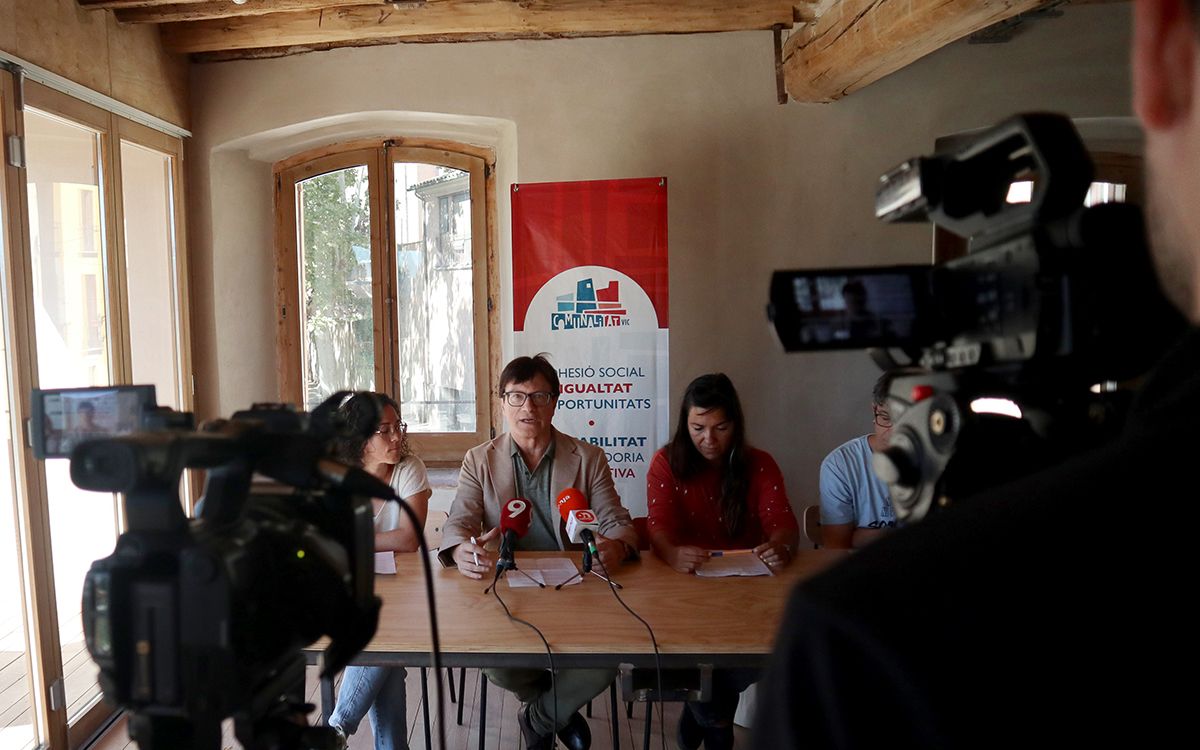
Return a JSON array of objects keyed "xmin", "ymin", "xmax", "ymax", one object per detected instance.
[
  {"xmin": 769, "ymin": 113, "xmax": 1184, "ymax": 522},
  {"xmin": 32, "ymin": 388, "xmax": 395, "ymax": 750}
]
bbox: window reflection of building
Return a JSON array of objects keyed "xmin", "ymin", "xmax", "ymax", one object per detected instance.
[
  {"xmin": 396, "ymin": 167, "xmax": 475, "ymax": 433},
  {"xmin": 297, "ymin": 164, "xmax": 375, "ymax": 407},
  {"xmin": 30, "ymin": 173, "xmax": 108, "ymax": 386}
]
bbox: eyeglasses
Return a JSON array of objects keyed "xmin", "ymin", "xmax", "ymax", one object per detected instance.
[
  {"xmin": 502, "ymin": 391, "xmax": 555, "ymax": 408},
  {"xmin": 873, "ymin": 408, "xmax": 892, "ymax": 428},
  {"xmin": 374, "ymin": 421, "xmax": 408, "ymax": 437}
]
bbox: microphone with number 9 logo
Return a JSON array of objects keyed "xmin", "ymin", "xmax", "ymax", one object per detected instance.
[{"xmin": 497, "ymin": 497, "xmax": 532, "ymax": 571}]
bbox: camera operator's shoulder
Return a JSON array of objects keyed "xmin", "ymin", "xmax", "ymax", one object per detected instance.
[
  {"xmin": 801, "ymin": 438, "xmax": 1131, "ymax": 617},
  {"xmin": 785, "ymin": 431, "xmax": 1180, "ymax": 742},
  {"xmin": 1126, "ymin": 329, "xmax": 1200, "ymax": 434}
]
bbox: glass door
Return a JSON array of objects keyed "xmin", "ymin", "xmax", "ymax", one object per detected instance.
[
  {"xmin": 0, "ymin": 76, "xmax": 191, "ymax": 750},
  {"xmin": 23, "ymin": 91, "xmax": 119, "ymax": 745}
]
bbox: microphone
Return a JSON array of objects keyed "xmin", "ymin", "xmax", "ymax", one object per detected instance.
[
  {"xmin": 556, "ymin": 488, "xmax": 600, "ymax": 554},
  {"xmin": 497, "ymin": 497, "xmax": 533, "ymax": 571},
  {"xmin": 553, "ymin": 488, "xmax": 624, "ymax": 590}
]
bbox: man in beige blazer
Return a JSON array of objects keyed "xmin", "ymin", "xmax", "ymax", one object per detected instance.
[{"xmin": 440, "ymin": 354, "xmax": 638, "ymax": 750}]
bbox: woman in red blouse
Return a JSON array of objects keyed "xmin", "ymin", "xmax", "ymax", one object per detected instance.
[{"xmin": 646, "ymin": 373, "xmax": 799, "ymax": 749}]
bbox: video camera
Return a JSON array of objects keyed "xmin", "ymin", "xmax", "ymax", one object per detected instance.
[
  {"xmin": 768, "ymin": 113, "xmax": 1184, "ymax": 522},
  {"xmin": 31, "ymin": 387, "xmax": 397, "ymax": 750}
]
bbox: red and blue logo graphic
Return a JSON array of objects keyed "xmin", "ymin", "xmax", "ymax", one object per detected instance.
[{"xmin": 551, "ymin": 278, "xmax": 630, "ymax": 331}]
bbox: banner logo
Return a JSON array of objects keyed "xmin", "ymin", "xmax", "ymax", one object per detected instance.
[{"xmin": 551, "ymin": 277, "xmax": 630, "ymax": 331}]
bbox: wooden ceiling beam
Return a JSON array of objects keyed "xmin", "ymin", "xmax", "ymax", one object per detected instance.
[
  {"xmin": 783, "ymin": 0, "xmax": 1053, "ymax": 103},
  {"xmin": 77, "ymin": 0, "xmax": 209, "ymax": 8},
  {"xmin": 160, "ymin": 0, "xmax": 799, "ymax": 55},
  {"xmin": 113, "ymin": 0, "xmax": 394, "ymax": 25}
]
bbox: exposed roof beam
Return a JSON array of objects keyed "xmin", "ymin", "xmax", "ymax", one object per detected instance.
[
  {"xmin": 783, "ymin": 0, "xmax": 1053, "ymax": 103},
  {"xmin": 77, "ymin": 0, "xmax": 209, "ymax": 8},
  {"xmin": 160, "ymin": 0, "xmax": 799, "ymax": 55},
  {"xmin": 112, "ymin": 0, "xmax": 394, "ymax": 24},
  {"xmin": 184, "ymin": 30, "xmax": 694, "ymax": 62}
]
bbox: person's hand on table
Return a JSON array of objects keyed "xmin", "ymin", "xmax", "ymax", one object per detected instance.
[
  {"xmin": 593, "ymin": 534, "xmax": 629, "ymax": 571},
  {"xmin": 669, "ymin": 545, "xmax": 711, "ymax": 575},
  {"xmin": 452, "ymin": 526, "xmax": 498, "ymax": 580},
  {"xmin": 754, "ymin": 540, "xmax": 792, "ymax": 570}
]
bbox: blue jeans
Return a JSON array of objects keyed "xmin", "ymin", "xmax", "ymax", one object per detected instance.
[{"xmin": 329, "ymin": 666, "xmax": 409, "ymax": 750}]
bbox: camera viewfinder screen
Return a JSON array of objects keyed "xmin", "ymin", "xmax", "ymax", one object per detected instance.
[
  {"xmin": 771, "ymin": 268, "xmax": 927, "ymax": 351},
  {"xmin": 32, "ymin": 385, "xmax": 155, "ymax": 459}
]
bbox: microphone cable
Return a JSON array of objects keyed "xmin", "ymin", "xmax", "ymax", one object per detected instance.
[
  {"xmin": 487, "ymin": 565, "xmax": 561, "ymax": 748},
  {"xmin": 594, "ymin": 552, "xmax": 668, "ymax": 750},
  {"xmin": 387, "ymin": 492, "xmax": 447, "ymax": 750}
]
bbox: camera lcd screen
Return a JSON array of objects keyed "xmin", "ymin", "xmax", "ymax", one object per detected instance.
[
  {"xmin": 31, "ymin": 385, "xmax": 156, "ymax": 459},
  {"xmin": 770, "ymin": 267, "xmax": 933, "ymax": 351}
]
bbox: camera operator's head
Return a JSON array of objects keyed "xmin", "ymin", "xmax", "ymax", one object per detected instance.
[{"xmin": 1135, "ymin": 0, "xmax": 1200, "ymax": 322}]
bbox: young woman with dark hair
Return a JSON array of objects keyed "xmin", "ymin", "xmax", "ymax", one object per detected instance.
[
  {"xmin": 646, "ymin": 373, "xmax": 799, "ymax": 750},
  {"xmin": 329, "ymin": 392, "xmax": 432, "ymax": 750}
]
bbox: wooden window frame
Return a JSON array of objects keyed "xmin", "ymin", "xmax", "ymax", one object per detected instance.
[
  {"xmin": 1, "ymin": 67, "xmax": 60, "ymax": 750},
  {"xmin": 274, "ymin": 138, "xmax": 500, "ymax": 465},
  {"xmin": 0, "ymin": 76, "xmax": 193, "ymax": 750}
]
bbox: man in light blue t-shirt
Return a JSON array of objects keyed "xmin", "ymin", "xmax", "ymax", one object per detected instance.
[{"xmin": 818, "ymin": 370, "xmax": 911, "ymax": 549}]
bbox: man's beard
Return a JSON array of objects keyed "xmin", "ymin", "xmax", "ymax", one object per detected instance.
[{"xmin": 1146, "ymin": 163, "xmax": 1198, "ymax": 321}]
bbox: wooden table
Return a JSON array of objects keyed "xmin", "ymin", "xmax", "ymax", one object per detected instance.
[
  {"xmin": 312, "ymin": 549, "xmax": 848, "ymax": 743},
  {"xmin": 341, "ymin": 550, "xmax": 847, "ymax": 670}
]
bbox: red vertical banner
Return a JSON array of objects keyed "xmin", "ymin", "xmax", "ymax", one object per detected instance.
[{"xmin": 512, "ymin": 177, "xmax": 669, "ymax": 515}]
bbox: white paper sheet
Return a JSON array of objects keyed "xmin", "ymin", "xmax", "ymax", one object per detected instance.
[
  {"xmin": 696, "ymin": 552, "xmax": 772, "ymax": 577},
  {"xmin": 535, "ymin": 557, "xmax": 583, "ymax": 588},
  {"xmin": 505, "ymin": 557, "xmax": 581, "ymax": 588},
  {"xmin": 374, "ymin": 551, "xmax": 397, "ymax": 575}
]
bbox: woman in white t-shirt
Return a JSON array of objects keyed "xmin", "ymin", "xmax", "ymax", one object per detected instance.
[{"xmin": 329, "ymin": 392, "xmax": 431, "ymax": 750}]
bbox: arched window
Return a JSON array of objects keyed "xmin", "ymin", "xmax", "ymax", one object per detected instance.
[{"xmin": 274, "ymin": 139, "xmax": 498, "ymax": 462}]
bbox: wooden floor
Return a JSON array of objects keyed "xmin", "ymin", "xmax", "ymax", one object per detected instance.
[
  {"xmin": 2, "ymin": 609, "xmax": 102, "ymax": 750},
  {"xmin": 88, "ymin": 666, "xmax": 753, "ymax": 749},
  {"xmin": 0, "ymin": 611, "xmax": 32, "ymax": 738}
]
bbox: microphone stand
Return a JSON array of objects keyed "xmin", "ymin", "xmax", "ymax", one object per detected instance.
[
  {"xmin": 555, "ymin": 544, "xmax": 624, "ymax": 590},
  {"xmin": 587, "ymin": 565, "xmax": 623, "ymax": 588}
]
